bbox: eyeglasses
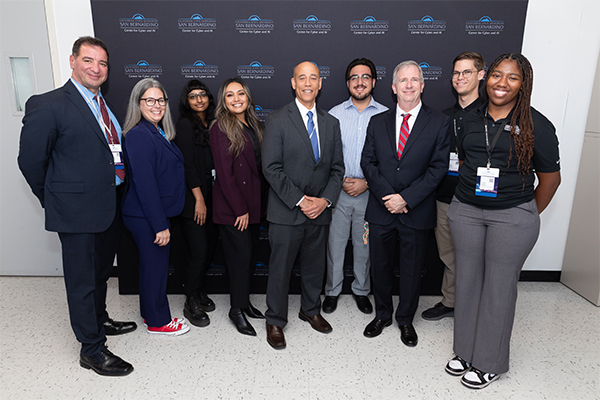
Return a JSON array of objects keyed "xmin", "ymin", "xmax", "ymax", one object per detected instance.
[
  {"xmin": 140, "ymin": 97, "xmax": 167, "ymax": 107},
  {"xmin": 348, "ymin": 74, "xmax": 372, "ymax": 82},
  {"xmin": 452, "ymin": 69, "xmax": 477, "ymax": 79},
  {"xmin": 187, "ymin": 92, "xmax": 208, "ymax": 100}
]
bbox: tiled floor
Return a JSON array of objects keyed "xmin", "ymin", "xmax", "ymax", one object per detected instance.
[{"xmin": 0, "ymin": 277, "xmax": 598, "ymax": 400}]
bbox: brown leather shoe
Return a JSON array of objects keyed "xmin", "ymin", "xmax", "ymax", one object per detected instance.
[
  {"xmin": 266, "ymin": 323, "xmax": 286, "ymax": 350},
  {"xmin": 298, "ymin": 309, "xmax": 333, "ymax": 333}
]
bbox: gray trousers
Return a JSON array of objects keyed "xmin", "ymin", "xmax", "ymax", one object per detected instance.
[
  {"xmin": 325, "ymin": 190, "xmax": 370, "ymax": 296},
  {"xmin": 265, "ymin": 222, "xmax": 328, "ymax": 328},
  {"xmin": 435, "ymin": 200, "xmax": 456, "ymax": 308},
  {"xmin": 447, "ymin": 197, "xmax": 540, "ymax": 374}
]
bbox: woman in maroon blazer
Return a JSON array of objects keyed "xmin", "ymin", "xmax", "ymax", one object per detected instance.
[{"xmin": 210, "ymin": 77, "xmax": 265, "ymax": 336}]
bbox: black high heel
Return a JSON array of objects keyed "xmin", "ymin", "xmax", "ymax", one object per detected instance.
[{"xmin": 229, "ymin": 308, "xmax": 256, "ymax": 336}]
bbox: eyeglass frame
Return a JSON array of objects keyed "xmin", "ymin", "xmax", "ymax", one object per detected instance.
[
  {"xmin": 452, "ymin": 69, "xmax": 480, "ymax": 79},
  {"xmin": 187, "ymin": 92, "xmax": 208, "ymax": 100},
  {"xmin": 140, "ymin": 97, "xmax": 167, "ymax": 107},
  {"xmin": 348, "ymin": 74, "xmax": 373, "ymax": 82}
]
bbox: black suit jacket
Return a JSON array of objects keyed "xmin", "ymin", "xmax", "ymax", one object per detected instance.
[
  {"xmin": 262, "ymin": 101, "xmax": 345, "ymax": 226},
  {"xmin": 361, "ymin": 104, "xmax": 451, "ymax": 230},
  {"xmin": 18, "ymin": 80, "xmax": 118, "ymax": 233}
]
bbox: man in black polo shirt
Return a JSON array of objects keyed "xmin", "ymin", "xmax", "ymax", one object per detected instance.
[{"xmin": 422, "ymin": 52, "xmax": 485, "ymax": 321}]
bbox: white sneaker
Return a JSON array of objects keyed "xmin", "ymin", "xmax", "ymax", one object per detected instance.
[
  {"xmin": 445, "ymin": 355, "xmax": 471, "ymax": 376},
  {"xmin": 461, "ymin": 367, "xmax": 500, "ymax": 389},
  {"xmin": 147, "ymin": 318, "xmax": 190, "ymax": 336}
]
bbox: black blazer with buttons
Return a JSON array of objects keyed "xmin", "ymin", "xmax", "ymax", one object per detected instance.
[
  {"xmin": 361, "ymin": 104, "xmax": 451, "ymax": 230},
  {"xmin": 18, "ymin": 80, "xmax": 119, "ymax": 233}
]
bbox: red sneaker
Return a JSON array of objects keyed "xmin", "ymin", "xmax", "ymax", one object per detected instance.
[{"xmin": 147, "ymin": 318, "xmax": 190, "ymax": 336}]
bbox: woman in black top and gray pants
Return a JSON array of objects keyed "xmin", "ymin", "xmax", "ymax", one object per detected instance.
[{"xmin": 444, "ymin": 53, "xmax": 561, "ymax": 389}]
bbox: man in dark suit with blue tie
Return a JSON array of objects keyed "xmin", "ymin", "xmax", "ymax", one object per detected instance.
[
  {"xmin": 262, "ymin": 61, "xmax": 345, "ymax": 349},
  {"xmin": 361, "ymin": 60, "xmax": 451, "ymax": 347},
  {"xmin": 18, "ymin": 37, "xmax": 136, "ymax": 376}
]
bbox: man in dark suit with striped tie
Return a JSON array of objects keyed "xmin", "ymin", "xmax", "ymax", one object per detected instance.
[{"xmin": 361, "ymin": 60, "xmax": 451, "ymax": 347}]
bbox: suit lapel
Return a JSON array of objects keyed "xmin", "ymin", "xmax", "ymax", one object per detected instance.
[
  {"xmin": 64, "ymin": 81, "xmax": 109, "ymax": 149},
  {"xmin": 288, "ymin": 102, "xmax": 316, "ymax": 164},
  {"xmin": 241, "ymin": 129, "xmax": 259, "ymax": 177},
  {"xmin": 384, "ymin": 109, "xmax": 398, "ymax": 159},
  {"xmin": 142, "ymin": 120, "xmax": 183, "ymax": 162}
]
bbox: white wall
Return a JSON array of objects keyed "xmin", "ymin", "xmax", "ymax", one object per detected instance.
[{"xmin": 1, "ymin": 0, "xmax": 599, "ymax": 275}]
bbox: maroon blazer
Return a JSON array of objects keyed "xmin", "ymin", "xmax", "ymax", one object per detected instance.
[{"xmin": 210, "ymin": 121, "xmax": 261, "ymax": 225}]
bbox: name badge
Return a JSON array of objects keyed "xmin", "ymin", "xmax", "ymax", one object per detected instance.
[
  {"xmin": 448, "ymin": 152, "xmax": 459, "ymax": 176},
  {"xmin": 109, "ymin": 144, "xmax": 123, "ymax": 165},
  {"xmin": 475, "ymin": 167, "xmax": 499, "ymax": 197}
]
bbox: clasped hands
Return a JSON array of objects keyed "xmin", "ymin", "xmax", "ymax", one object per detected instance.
[
  {"xmin": 383, "ymin": 193, "xmax": 408, "ymax": 214},
  {"xmin": 342, "ymin": 177, "xmax": 368, "ymax": 197},
  {"xmin": 300, "ymin": 196, "xmax": 328, "ymax": 220}
]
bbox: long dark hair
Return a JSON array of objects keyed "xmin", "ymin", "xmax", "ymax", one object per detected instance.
[
  {"xmin": 484, "ymin": 53, "xmax": 535, "ymax": 177},
  {"xmin": 178, "ymin": 79, "xmax": 216, "ymax": 146},
  {"xmin": 213, "ymin": 77, "xmax": 263, "ymax": 158}
]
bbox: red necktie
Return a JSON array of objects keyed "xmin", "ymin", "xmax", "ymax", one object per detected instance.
[
  {"xmin": 397, "ymin": 113, "xmax": 411, "ymax": 159},
  {"xmin": 96, "ymin": 96, "xmax": 125, "ymax": 180}
]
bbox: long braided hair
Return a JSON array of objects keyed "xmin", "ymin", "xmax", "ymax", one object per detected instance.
[{"xmin": 484, "ymin": 53, "xmax": 535, "ymax": 178}]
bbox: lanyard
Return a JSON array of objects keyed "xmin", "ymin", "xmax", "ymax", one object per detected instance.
[
  {"xmin": 72, "ymin": 82, "xmax": 114, "ymax": 142},
  {"xmin": 483, "ymin": 108, "xmax": 509, "ymax": 169},
  {"xmin": 452, "ymin": 118, "xmax": 459, "ymax": 153}
]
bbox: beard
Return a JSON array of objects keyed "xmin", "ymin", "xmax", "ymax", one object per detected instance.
[{"xmin": 350, "ymin": 85, "xmax": 372, "ymax": 101}]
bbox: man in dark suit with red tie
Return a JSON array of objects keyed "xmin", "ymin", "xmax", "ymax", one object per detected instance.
[
  {"xmin": 18, "ymin": 37, "xmax": 136, "ymax": 376},
  {"xmin": 361, "ymin": 60, "xmax": 451, "ymax": 347}
]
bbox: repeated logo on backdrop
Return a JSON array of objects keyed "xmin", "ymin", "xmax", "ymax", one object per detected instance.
[
  {"xmin": 124, "ymin": 60, "xmax": 163, "ymax": 79},
  {"xmin": 350, "ymin": 16, "xmax": 389, "ymax": 35},
  {"xmin": 180, "ymin": 60, "xmax": 219, "ymax": 79},
  {"xmin": 237, "ymin": 61, "xmax": 275, "ymax": 80},
  {"xmin": 177, "ymin": 14, "xmax": 217, "ymax": 33},
  {"xmin": 293, "ymin": 15, "xmax": 331, "ymax": 34},
  {"xmin": 407, "ymin": 15, "xmax": 447, "ymax": 35},
  {"xmin": 235, "ymin": 15, "xmax": 274, "ymax": 34},
  {"xmin": 119, "ymin": 14, "xmax": 159, "ymax": 33},
  {"xmin": 466, "ymin": 16, "xmax": 505, "ymax": 35}
]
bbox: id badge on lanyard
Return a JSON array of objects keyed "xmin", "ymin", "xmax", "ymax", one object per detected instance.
[{"xmin": 448, "ymin": 152, "xmax": 459, "ymax": 176}]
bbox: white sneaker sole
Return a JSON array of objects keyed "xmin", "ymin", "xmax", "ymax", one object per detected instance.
[
  {"xmin": 461, "ymin": 373, "xmax": 499, "ymax": 389},
  {"xmin": 147, "ymin": 324, "xmax": 190, "ymax": 336}
]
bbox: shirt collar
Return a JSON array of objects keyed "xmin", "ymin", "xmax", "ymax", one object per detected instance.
[{"xmin": 295, "ymin": 98, "xmax": 316, "ymax": 117}]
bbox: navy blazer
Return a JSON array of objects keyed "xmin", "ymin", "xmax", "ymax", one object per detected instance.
[
  {"xmin": 210, "ymin": 121, "xmax": 262, "ymax": 226},
  {"xmin": 18, "ymin": 80, "xmax": 118, "ymax": 233},
  {"xmin": 361, "ymin": 104, "xmax": 451, "ymax": 230},
  {"xmin": 121, "ymin": 119, "xmax": 185, "ymax": 234},
  {"xmin": 262, "ymin": 101, "xmax": 345, "ymax": 226}
]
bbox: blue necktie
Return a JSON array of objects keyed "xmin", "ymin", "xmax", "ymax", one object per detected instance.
[{"xmin": 307, "ymin": 111, "xmax": 319, "ymax": 162}]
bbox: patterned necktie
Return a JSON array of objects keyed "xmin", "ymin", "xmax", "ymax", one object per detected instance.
[
  {"xmin": 96, "ymin": 96, "xmax": 125, "ymax": 180},
  {"xmin": 397, "ymin": 113, "xmax": 411, "ymax": 159},
  {"xmin": 307, "ymin": 111, "xmax": 319, "ymax": 162}
]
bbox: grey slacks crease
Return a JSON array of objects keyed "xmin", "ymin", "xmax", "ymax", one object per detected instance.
[
  {"xmin": 326, "ymin": 190, "xmax": 370, "ymax": 297},
  {"xmin": 435, "ymin": 200, "xmax": 456, "ymax": 308},
  {"xmin": 448, "ymin": 197, "xmax": 540, "ymax": 374},
  {"xmin": 265, "ymin": 222, "xmax": 328, "ymax": 328}
]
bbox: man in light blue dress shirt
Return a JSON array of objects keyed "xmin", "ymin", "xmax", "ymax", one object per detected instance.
[{"xmin": 323, "ymin": 58, "xmax": 388, "ymax": 314}]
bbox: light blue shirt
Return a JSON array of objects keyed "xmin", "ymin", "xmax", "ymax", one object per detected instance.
[
  {"xmin": 70, "ymin": 78, "xmax": 124, "ymax": 185},
  {"xmin": 328, "ymin": 97, "xmax": 388, "ymax": 179}
]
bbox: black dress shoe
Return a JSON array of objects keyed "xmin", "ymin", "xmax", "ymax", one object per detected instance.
[
  {"xmin": 399, "ymin": 324, "xmax": 418, "ymax": 347},
  {"xmin": 229, "ymin": 308, "xmax": 256, "ymax": 336},
  {"xmin": 198, "ymin": 289, "xmax": 216, "ymax": 312},
  {"xmin": 352, "ymin": 294, "xmax": 373, "ymax": 314},
  {"xmin": 322, "ymin": 295, "xmax": 338, "ymax": 313},
  {"xmin": 266, "ymin": 323, "xmax": 286, "ymax": 350},
  {"xmin": 184, "ymin": 296, "xmax": 210, "ymax": 327},
  {"xmin": 363, "ymin": 317, "xmax": 392, "ymax": 338},
  {"xmin": 298, "ymin": 309, "xmax": 333, "ymax": 333},
  {"xmin": 421, "ymin": 302, "xmax": 454, "ymax": 321},
  {"xmin": 243, "ymin": 303, "xmax": 265, "ymax": 319},
  {"xmin": 103, "ymin": 319, "xmax": 137, "ymax": 336},
  {"xmin": 80, "ymin": 348, "xmax": 133, "ymax": 376}
]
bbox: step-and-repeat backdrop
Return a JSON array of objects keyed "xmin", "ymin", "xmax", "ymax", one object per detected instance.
[{"xmin": 91, "ymin": 0, "xmax": 528, "ymax": 295}]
